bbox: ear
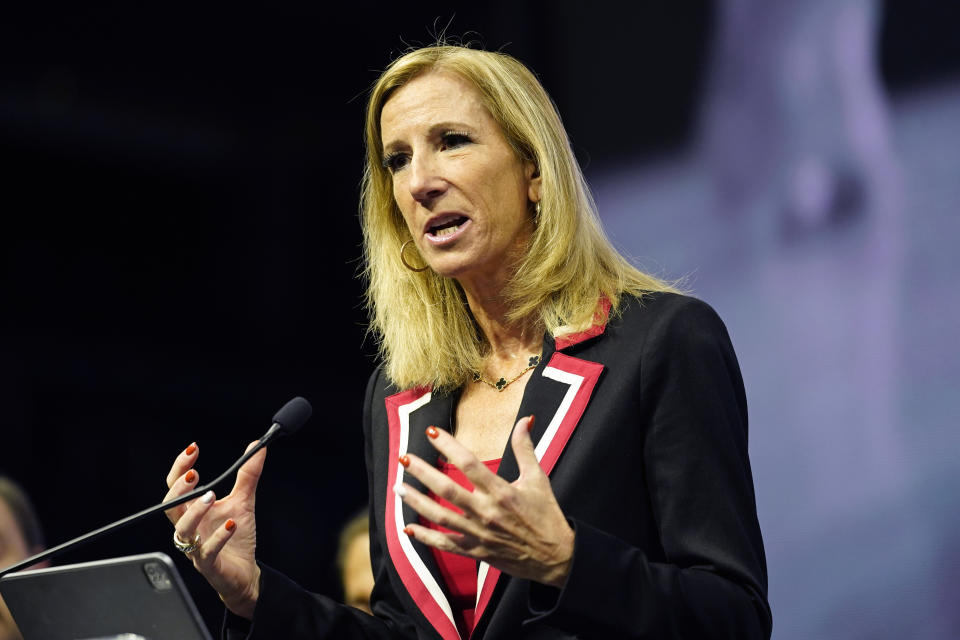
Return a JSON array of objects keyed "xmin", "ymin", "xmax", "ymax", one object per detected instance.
[{"xmin": 526, "ymin": 161, "xmax": 542, "ymax": 205}]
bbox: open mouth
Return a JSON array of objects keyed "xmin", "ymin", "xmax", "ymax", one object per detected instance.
[{"xmin": 428, "ymin": 215, "xmax": 470, "ymax": 237}]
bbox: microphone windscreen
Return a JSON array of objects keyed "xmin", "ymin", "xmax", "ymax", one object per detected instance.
[{"xmin": 272, "ymin": 396, "xmax": 312, "ymax": 435}]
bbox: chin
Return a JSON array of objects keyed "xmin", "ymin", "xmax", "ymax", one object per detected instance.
[
  {"xmin": 425, "ymin": 246, "xmax": 510, "ymax": 285},
  {"xmin": 425, "ymin": 254, "xmax": 476, "ymax": 279},
  {"xmin": 431, "ymin": 264, "xmax": 470, "ymax": 281}
]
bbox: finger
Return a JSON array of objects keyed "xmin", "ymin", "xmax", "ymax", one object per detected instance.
[
  {"xmin": 175, "ymin": 490, "xmax": 217, "ymax": 542},
  {"xmin": 162, "ymin": 468, "xmax": 201, "ymax": 523},
  {"xmin": 394, "ymin": 482, "xmax": 481, "ymax": 538},
  {"xmin": 191, "ymin": 517, "xmax": 238, "ymax": 570},
  {"xmin": 400, "ymin": 454, "xmax": 477, "ymax": 513},
  {"xmin": 231, "ymin": 441, "xmax": 267, "ymax": 499},
  {"xmin": 402, "ymin": 522, "xmax": 478, "ymax": 556},
  {"xmin": 166, "ymin": 442, "xmax": 199, "ymax": 489},
  {"xmin": 425, "ymin": 426, "xmax": 504, "ymax": 493},
  {"xmin": 510, "ymin": 415, "xmax": 542, "ymax": 478}
]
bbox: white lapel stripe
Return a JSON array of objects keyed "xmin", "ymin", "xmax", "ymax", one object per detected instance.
[
  {"xmin": 394, "ymin": 392, "xmax": 460, "ymax": 634},
  {"xmin": 475, "ymin": 561, "xmax": 490, "ymax": 607},
  {"xmin": 536, "ymin": 366, "xmax": 584, "ymax": 461}
]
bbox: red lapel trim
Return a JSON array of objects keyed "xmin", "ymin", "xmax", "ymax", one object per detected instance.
[
  {"xmin": 553, "ymin": 297, "xmax": 612, "ymax": 350},
  {"xmin": 533, "ymin": 352, "xmax": 605, "ymax": 473},
  {"xmin": 385, "ymin": 387, "xmax": 462, "ymax": 640},
  {"xmin": 473, "ymin": 352, "xmax": 604, "ymax": 630}
]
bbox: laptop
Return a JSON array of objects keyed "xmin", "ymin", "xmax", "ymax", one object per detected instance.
[{"xmin": 0, "ymin": 552, "xmax": 213, "ymax": 640}]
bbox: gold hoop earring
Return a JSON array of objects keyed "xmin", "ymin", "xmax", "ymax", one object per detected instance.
[{"xmin": 400, "ymin": 240, "xmax": 429, "ymax": 272}]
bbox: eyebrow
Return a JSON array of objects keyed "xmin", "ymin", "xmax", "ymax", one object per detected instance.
[{"xmin": 382, "ymin": 121, "xmax": 475, "ymax": 155}]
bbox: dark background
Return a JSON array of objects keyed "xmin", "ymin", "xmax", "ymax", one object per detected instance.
[{"xmin": 2, "ymin": 1, "xmax": 959, "ymax": 633}]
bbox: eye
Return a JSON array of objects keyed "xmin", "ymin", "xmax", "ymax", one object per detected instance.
[
  {"xmin": 381, "ymin": 151, "xmax": 409, "ymax": 174},
  {"xmin": 441, "ymin": 131, "xmax": 472, "ymax": 150}
]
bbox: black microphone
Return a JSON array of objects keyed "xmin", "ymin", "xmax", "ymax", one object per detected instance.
[{"xmin": 0, "ymin": 397, "xmax": 312, "ymax": 579}]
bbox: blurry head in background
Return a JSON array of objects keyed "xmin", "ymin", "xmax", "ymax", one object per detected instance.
[
  {"xmin": 0, "ymin": 477, "xmax": 47, "ymax": 640},
  {"xmin": 336, "ymin": 511, "xmax": 374, "ymax": 614}
]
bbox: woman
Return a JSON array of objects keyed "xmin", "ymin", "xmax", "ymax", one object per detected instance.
[{"xmin": 163, "ymin": 44, "xmax": 772, "ymax": 639}]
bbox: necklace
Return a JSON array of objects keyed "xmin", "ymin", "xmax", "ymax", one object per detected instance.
[{"xmin": 473, "ymin": 354, "xmax": 541, "ymax": 392}]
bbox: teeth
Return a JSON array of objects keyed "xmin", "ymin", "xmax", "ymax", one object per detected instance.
[{"xmin": 435, "ymin": 225, "xmax": 459, "ymax": 237}]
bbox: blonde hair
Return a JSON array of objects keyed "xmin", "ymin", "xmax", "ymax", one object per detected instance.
[{"xmin": 361, "ymin": 45, "xmax": 678, "ymax": 390}]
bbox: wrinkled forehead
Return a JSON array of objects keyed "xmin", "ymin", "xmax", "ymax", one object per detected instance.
[{"xmin": 379, "ymin": 70, "xmax": 492, "ymax": 142}]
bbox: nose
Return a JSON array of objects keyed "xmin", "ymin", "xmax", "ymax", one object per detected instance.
[{"xmin": 408, "ymin": 151, "xmax": 447, "ymax": 204}]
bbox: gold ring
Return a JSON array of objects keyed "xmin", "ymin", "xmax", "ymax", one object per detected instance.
[{"xmin": 173, "ymin": 530, "xmax": 202, "ymax": 554}]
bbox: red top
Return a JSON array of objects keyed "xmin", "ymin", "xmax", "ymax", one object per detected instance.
[{"xmin": 421, "ymin": 458, "xmax": 502, "ymax": 639}]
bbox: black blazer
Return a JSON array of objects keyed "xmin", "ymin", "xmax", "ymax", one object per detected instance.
[{"xmin": 227, "ymin": 293, "xmax": 772, "ymax": 639}]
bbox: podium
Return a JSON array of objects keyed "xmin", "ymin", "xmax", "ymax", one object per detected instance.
[{"xmin": 0, "ymin": 553, "xmax": 212, "ymax": 640}]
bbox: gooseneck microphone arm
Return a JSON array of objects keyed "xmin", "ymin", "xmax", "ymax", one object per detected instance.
[{"xmin": 0, "ymin": 397, "xmax": 312, "ymax": 579}]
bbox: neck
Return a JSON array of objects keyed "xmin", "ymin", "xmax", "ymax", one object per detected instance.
[
  {"xmin": 460, "ymin": 278, "xmax": 541, "ymax": 367},
  {"xmin": 455, "ymin": 226, "xmax": 542, "ymax": 367}
]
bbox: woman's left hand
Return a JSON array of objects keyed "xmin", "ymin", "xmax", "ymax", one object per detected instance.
[{"xmin": 395, "ymin": 415, "xmax": 575, "ymax": 588}]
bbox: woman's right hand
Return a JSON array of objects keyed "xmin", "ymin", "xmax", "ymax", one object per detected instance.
[{"xmin": 163, "ymin": 441, "xmax": 266, "ymax": 620}]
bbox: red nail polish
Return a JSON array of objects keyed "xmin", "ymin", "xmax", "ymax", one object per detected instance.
[
  {"xmin": 185, "ymin": 443, "xmax": 197, "ymax": 456},
  {"xmin": 403, "ymin": 526, "xmax": 414, "ymax": 536},
  {"xmin": 184, "ymin": 470, "xmax": 197, "ymax": 483},
  {"xmin": 426, "ymin": 426, "xmax": 439, "ymax": 439},
  {"xmin": 528, "ymin": 415, "xmax": 535, "ymax": 431},
  {"xmin": 225, "ymin": 519, "xmax": 236, "ymax": 532},
  {"xmin": 399, "ymin": 455, "xmax": 410, "ymax": 468}
]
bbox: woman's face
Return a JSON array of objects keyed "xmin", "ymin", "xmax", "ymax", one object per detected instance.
[{"xmin": 380, "ymin": 70, "xmax": 540, "ymax": 288}]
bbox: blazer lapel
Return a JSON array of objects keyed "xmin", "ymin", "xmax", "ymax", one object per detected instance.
[
  {"xmin": 384, "ymin": 303, "xmax": 610, "ymax": 639},
  {"xmin": 474, "ymin": 336, "xmax": 606, "ymax": 632},
  {"xmin": 384, "ymin": 387, "xmax": 462, "ymax": 640}
]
